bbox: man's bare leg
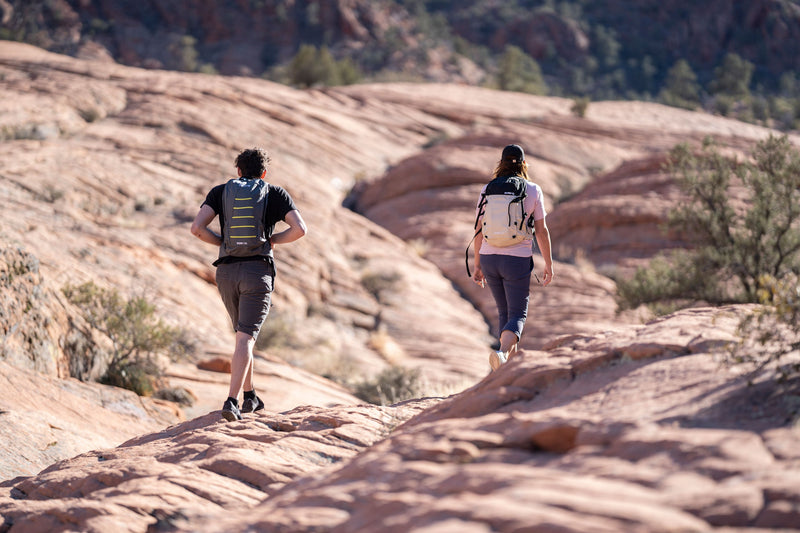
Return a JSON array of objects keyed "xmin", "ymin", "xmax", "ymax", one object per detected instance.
[{"xmin": 228, "ymin": 331, "xmax": 255, "ymax": 401}]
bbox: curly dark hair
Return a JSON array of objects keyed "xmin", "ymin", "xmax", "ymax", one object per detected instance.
[{"xmin": 235, "ymin": 148, "xmax": 271, "ymax": 178}]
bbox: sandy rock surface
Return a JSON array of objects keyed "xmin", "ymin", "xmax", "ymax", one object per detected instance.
[
  {"xmin": 0, "ymin": 360, "xmax": 181, "ymax": 481},
  {"xmin": 1, "ymin": 42, "xmax": 799, "ymax": 532},
  {"xmin": 2, "ymin": 307, "xmax": 798, "ymax": 532}
]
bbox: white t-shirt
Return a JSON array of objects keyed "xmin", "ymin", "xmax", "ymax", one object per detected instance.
[{"xmin": 476, "ymin": 180, "xmax": 546, "ymax": 258}]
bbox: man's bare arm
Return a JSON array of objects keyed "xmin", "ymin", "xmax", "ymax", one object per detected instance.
[
  {"xmin": 271, "ymin": 209, "xmax": 307, "ymax": 246},
  {"xmin": 190, "ymin": 204, "xmax": 222, "ymax": 246}
]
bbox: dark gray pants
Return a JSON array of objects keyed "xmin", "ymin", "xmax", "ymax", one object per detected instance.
[
  {"xmin": 215, "ymin": 260, "xmax": 274, "ymax": 338},
  {"xmin": 480, "ymin": 254, "xmax": 533, "ymax": 340}
]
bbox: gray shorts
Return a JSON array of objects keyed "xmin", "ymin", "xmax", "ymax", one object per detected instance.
[{"xmin": 215, "ymin": 260, "xmax": 274, "ymax": 338}]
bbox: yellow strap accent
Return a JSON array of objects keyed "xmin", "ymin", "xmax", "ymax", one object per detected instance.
[
  {"xmin": 232, "ymin": 235, "xmax": 257, "ymax": 238},
  {"xmin": 234, "ymin": 197, "xmax": 252, "ymax": 200},
  {"xmin": 232, "ymin": 215, "xmax": 255, "ymax": 219},
  {"xmin": 231, "ymin": 225, "xmax": 255, "ymax": 229},
  {"xmin": 233, "ymin": 206, "xmax": 253, "ymax": 210}
]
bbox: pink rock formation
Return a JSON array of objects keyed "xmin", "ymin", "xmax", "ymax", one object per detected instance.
[
  {"xmin": 0, "ymin": 360, "xmax": 181, "ymax": 480},
  {"xmin": 196, "ymin": 357, "xmax": 231, "ymax": 374},
  {"xmin": 2, "ymin": 41, "xmax": 797, "ymax": 483},
  {"xmin": 2, "ymin": 307, "xmax": 798, "ymax": 531}
]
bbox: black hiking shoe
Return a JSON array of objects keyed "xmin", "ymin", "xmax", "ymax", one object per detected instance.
[
  {"xmin": 241, "ymin": 394, "xmax": 264, "ymax": 414},
  {"xmin": 221, "ymin": 399, "xmax": 242, "ymax": 422}
]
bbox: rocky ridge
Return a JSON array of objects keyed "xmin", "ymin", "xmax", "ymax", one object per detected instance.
[
  {"xmin": 2, "ymin": 307, "xmax": 798, "ymax": 532},
  {"xmin": 1, "ymin": 41, "xmax": 799, "ymax": 531}
]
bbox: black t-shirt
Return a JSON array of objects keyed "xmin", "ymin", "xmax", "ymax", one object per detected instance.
[{"xmin": 202, "ymin": 179, "xmax": 297, "ymax": 265}]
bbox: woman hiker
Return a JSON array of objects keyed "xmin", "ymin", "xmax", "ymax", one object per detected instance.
[{"xmin": 470, "ymin": 144, "xmax": 554, "ymax": 370}]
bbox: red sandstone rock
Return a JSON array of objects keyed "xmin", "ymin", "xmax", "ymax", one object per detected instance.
[
  {"xmin": 2, "ymin": 307, "xmax": 798, "ymax": 532},
  {"xmin": 196, "ymin": 357, "xmax": 231, "ymax": 374},
  {"xmin": 2, "ymin": 42, "xmax": 800, "ymax": 533}
]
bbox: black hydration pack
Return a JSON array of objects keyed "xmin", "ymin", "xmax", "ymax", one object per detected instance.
[{"xmin": 219, "ymin": 178, "xmax": 271, "ymax": 259}]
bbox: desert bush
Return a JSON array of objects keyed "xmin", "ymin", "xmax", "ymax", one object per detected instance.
[
  {"xmin": 63, "ymin": 281, "xmax": 188, "ymax": 395},
  {"xmin": 102, "ymin": 357, "xmax": 159, "ymax": 396},
  {"xmin": 570, "ymin": 97, "xmax": 590, "ymax": 118},
  {"xmin": 154, "ymin": 386, "xmax": 196, "ymax": 407},
  {"xmin": 617, "ymin": 135, "xmax": 800, "ymax": 312},
  {"xmin": 287, "ymin": 44, "xmax": 362, "ymax": 88},
  {"xmin": 361, "ymin": 269, "xmax": 402, "ymax": 301},
  {"xmin": 354, "ymin": 365, "xmax": 426, "ymax": 406},
  {"xmin": 255, "ymin": 308, "xmax": 299, "ymax": 350},
  {"xmin": 729, "ymin": 275, "xmax": 800, "ymax": 383}
]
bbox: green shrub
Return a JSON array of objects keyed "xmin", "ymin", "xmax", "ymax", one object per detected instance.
[
  {"xmin": 63, "ymin": 281, "xmax": 188, "ymax": 395},
  {"xmin": 497, "ymin": 45, "xmax": 547, "ymax": 95},
  {"xmin": 730, "ymin": 274, "xmax": 800, "ymax": 383},
  {"xmin": 287, "ymin": 44, "xmax": 362, "ymax": 88},
  {"xmin": 354, "ymin": 365, "xmax": 426, "ymax": 406},
  {"xmin": 255, "ymin": 308, "xmax": 298, "ymax": 350},
  {"xmin": 570, "ymin": 97, "xmax": 590, "ymax": 118},
  {"xmin": 659, "ymin": 59, "xmax": 701, "ymax": 110},
  {"xmin": 101, "ymin": 357, "xmax": 158, "ymax": 396},
  {"xmin": 617, "ymin": 135, "xmax": 800, "ymax": 312},
  {"xmin": 361, "ymin": 270, "xmax": 402, "ymax": 301},
  {"xmin": 154, "ymin": 386, "xmax": 196, "ymax": 407}
]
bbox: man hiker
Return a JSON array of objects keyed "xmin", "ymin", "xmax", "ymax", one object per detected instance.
[{"xmin": 191, "ymin": 147, "xmax": 307, "ymax": 421}]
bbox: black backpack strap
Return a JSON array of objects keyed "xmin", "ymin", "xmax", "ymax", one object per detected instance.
[
  {"xmin": 473, "ymin": 193, "xmax": 487, "ymax": 230},
  {"xmin": 465, "ymin": 228, "xmax": 481, "ymax": 278},
  {"xmin": 468, "ymin": 191, "xmax": 489, "ymax": 277}
]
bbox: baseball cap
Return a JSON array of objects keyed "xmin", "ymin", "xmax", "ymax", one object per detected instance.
[{"xmin": 501, "ymin": 144, "xmax": 525, "ymax": 163}]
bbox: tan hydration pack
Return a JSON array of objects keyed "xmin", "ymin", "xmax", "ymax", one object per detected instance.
[
  {"xmin": 478, "ymin": 175, "xmax": 533, "ymax": 246},
  {"xmin": 219, "ymin": 178, "xmax": 270, "ymax": 259},
  {"xmin": 466, "ymin": 175, "xmax": 534, "ymax": 276}
]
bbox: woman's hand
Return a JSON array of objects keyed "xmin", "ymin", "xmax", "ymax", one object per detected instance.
[
  {"xmin": 472, "ymin": 265, "xmax": 485, "ymax": 288},
  {"xmin": 541, "ymin": 262, "xmax": 554, "ymax": 287}
]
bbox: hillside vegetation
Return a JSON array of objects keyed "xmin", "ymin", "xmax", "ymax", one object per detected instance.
[{"xmin": 2, "ymin": 0, "xmax": 800, "ymax": 129}]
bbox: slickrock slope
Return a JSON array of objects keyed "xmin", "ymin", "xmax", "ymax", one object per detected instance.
[
  {"xmin": 3, "ymin": 40, "xmax": 790, "ymax": 379},
  {"xmin": 0, "ymin": 360, "xmax": 181, "ymax": 481},
  {"xmin": 2, "ymin": 40, "xmax": 798, "ymax": 483},
  {"xmin": 348, "ymin": 92, "xmax": 791, "ymax": 349},
  {"xmin": 0, "ymin": 41, "xmax": 493, "ymax": 388},
  {"xmin": 2, "ymin": 306, "xmax": 798, "ymax": 532}
]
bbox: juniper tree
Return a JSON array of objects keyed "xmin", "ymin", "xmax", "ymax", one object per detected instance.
[
  {"xmin": 659, "ymin": 59, "xmax": 701, "ymax": 110},
  {"xmin": 617, "ymin": 135, "xmax": 800, "ymax": 312}
]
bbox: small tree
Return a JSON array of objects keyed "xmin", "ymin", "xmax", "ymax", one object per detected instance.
[
  {"xmin": 617, "ymin": 135, "xmax": 800, "ymax": 312},
  {"xmin": 659, "ymin": 59, "xmax": 701, "ymax": 110},
  {"xmin": 287, "ymin": 45, "xmax": 362, "ymax": 88},
  {"xmin": 288, "ymin": 44, "xmax": 322, "ymax": 87},
  {"xmin": 709, "ymin": 53, "xmax": 754, "ymax": 100},
  {"xmin": 497, "ymin": 45, "xmax": 547, "ymax": 95},
  {"xmin": 708, "ymin": 53, "xmax": 754, "ymax": 117},
  {"xmin": 63, "ymin": 281, "xmax": 186, "ymax": 395},
  {"xmin": 171, "ymin": 35, "xmax": 199, "ymax": 72}
]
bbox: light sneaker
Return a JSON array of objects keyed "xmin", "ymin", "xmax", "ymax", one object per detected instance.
[{"xmin": 489, "ymin": 350, "xmax": 508, "ymax": 371}]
